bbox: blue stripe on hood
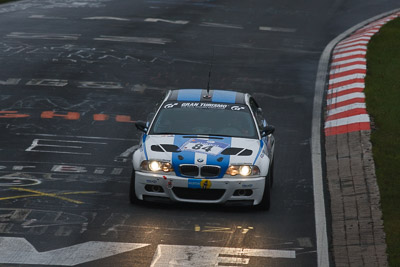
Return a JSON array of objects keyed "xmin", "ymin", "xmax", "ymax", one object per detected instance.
[
  {"xmin": 253, "ymin": 140, "xmax": 264, "ymax": 165},
  {"xmin": 172, "ymin": 135, "xmax": 196, "ymax": 177},
  {"xmin": 142, "ymin": 134, "xmax": 148, "ymax": 160},
  {"xmin": 206, "ymin": 136, "xmax": 232, "ymax": 178}
]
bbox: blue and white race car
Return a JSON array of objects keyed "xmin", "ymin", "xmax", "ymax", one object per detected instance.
[{"xmin": 131, "ymin": 89, "xmax": 275, "ymax": 210}]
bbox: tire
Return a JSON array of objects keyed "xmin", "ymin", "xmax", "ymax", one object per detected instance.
[
  {"xmin": 129, "ymin": 171, "xmax": 140, "ymax": 204},
  {"xmin": 256, "ymin": 175, "xmax": 271, "ymax": 211},
  {"xmin": 269, "ymin": 159, "xmax": 274, "ymax": 188}
]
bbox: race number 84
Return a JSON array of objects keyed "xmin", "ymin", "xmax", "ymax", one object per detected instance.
[{"xmin": 192, "ymin": 143, "xmax": 213, "ymax": 152}]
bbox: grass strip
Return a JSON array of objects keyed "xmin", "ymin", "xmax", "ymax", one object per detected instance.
[{"xmin": 365, "ymin": 17, "xmax": 400, "ymax": 266}]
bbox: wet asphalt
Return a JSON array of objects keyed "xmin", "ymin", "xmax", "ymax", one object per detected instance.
[{"xmin": 0, "ymin": 0, "xmax": 398, "ymax": 266}]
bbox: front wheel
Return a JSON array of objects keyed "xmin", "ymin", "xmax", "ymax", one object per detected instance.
[
  {"xmin": 256, "ymin": 176, "xmax": 270, "ymax": 211},
  {"xmin": 129, "ymin": 171, "xmax": 140, "ymax": 204},
  {"xmin": 269, "ymin": 159, "xmax": 274, "ymax": 188}
]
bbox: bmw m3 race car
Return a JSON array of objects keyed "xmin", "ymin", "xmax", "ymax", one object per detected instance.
[{"xmin": 130, "ymin": 89, "xmax": 275, "ymax": 210}]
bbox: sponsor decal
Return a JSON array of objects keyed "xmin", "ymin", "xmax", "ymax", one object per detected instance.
[
  {"xmin": 231, "ymin": 105, "xmax": 245, "ymax": 111},
  {"xmin": 242, "ymin": 184, "xmax": 253, "ymax": 188},
  {"xmin": 162, "ymin": 102, "xmax": 247, "ymax": 111},
  {"xmin": 146, "ymin": 179, "xmax": 158, "ymax": 184},
  {"xmin": 180, "ymin": 138, "xmax": 229, "ymax": 155},
  {"xmin": 201, "ymin": 179, "xmax": 212, "ymax": 189},
  {"xmin": 188, "ymin": 179, "xmax": 212, "ymax": 189},
  {"xmin": 167, "ymin": 180, "xmax": 173, "ymax": 189},
  {"xmin": 164, "ymin": 103, "xmax": 179, "ymax": 109},
  {"xmin": 181, "ymin": 102, "xmax": 228, "ymax": 109}
]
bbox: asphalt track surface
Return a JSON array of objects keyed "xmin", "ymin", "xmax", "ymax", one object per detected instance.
[{"xmin": 0, "ymin": 0, "xmax": 398, "ymax": 266}]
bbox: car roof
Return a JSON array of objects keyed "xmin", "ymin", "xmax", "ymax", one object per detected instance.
[{"xmin": 166, "ymin": 89, "xmax": 247, "ymax": 104}]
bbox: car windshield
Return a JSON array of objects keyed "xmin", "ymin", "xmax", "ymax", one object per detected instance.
[{"xmin": 149, "ymin": 101, "xmax": 259, "ymax": 139}]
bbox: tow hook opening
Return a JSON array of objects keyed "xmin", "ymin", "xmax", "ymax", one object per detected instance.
[
  {"xmin": 145, "ymin": 184, "xmax": 165, "ymax": 193},
  {"xmin": 233, "ymin": 189, "xmax": 253, "ymax": 196}
]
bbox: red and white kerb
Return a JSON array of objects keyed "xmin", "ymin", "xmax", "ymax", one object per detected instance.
[{"xmin": 325, "ymin": 12, "xmax": 400, "ymax": 136}]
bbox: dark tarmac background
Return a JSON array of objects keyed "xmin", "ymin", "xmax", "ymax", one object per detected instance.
[{"xmin": 0, "ymin": 0, "xmax": 398, "ymax": 266}]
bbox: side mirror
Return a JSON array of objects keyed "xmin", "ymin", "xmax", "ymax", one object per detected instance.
[
  {"xmin": 135, "ymin": 121, "xmax": 148, "ymax": 133},
  {"xmin": 261, "ymin": 125, "xmax": 275, "ymax": 136}
]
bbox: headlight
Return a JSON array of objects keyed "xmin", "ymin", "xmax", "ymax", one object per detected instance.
[
  {"xmin": 149, "ymin": 161, "xmax": 161, "ymax": 171},
  {"xmin": 226, "ymin": 165, "xmax": 260, "ymax": 176},
  {"xmin": 239, "ymin": 165, "xmax": 252, "ymax": 176},
  {"xmin": 140, "ymin": 160, "xmax": 174, "ymax": 173}
]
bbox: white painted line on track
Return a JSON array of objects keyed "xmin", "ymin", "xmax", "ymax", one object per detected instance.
[
  {"xmin": 218, "ymin": 256, "xmax": 250, "ymax": 264},
  {"xmin": 29, "ymin": 15, "xmax": 66, "ymax": 19},
  {"xmin": 15, "ymin": 132, "xmax": 138, "ymax": 141},
  {"xmin": 327, "ymin": 103, "xmax": 367, "ymax": 116},
  {"xmin": 200, "ymin": 22, "xmax": 243, "ymax": 29},
  {"xmin": 312, "ymin": 30, "xmax": 333, "ymax": 267},
  {"xmin": 329, "ymin": 64, "xmax": 366, "ymax": 74},
  {"xmin": 6, "ymin": 32, "xmax": 80, "ymax": 40},
  {"xmin": 150, "ymin": 245, "xmax": 295, "ymax": 266},
  {"xmin": 259, "ymin": 26, "xmax": 296, "ymax": 32},
  {"xmin": 145, "ymin": 18, "xmax": 189, "ymax": 24},
  {"xmin": 78, "ymin": 81, "xmax": 123, "ymax": 89},
  {"xmin": 26, "ymin": 79, "xmax": 68, "ymax": 87},
  {"xmin": 83, "ymin": 16, "xmax": 130, "ymax": 21},
  {"xmin": 94, "ymin": 35, "xmax": 171, "ymax": 44},
  {"xmin": 325, "ymin": 114, "xmax": 370, "ymax": 128},
  {"xmin": 25, "ymin": 139, "xmax": 107, "ymax": 155},
  {"xmin": 0, "ymin": 237, "xmax": 149, "ymax": 266},
  {"xmin": 0, "ymin": 160, "xmax": 129, "ymax": 169}
]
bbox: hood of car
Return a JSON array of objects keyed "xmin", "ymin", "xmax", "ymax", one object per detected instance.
[{"xmin": 143, "ymin": 134, "xmax": 264, "ymax": 178}]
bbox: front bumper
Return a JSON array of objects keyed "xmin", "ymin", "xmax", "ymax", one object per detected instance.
[{"xmin": 134, "ymin": 171, "xmax": 266, "ymax": 205}]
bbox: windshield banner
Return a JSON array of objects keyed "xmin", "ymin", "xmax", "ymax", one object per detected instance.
[{"xmin": 163, "ymin": 102, "xmax": 246, "ymax": 112}]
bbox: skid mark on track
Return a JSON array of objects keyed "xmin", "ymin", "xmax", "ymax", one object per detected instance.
[
  {"xmin": 0, "ymin": 0, "xmax": 110, "ymax": 14},
  {"xmin": 93, "ymin": 35, "xmax": 172, "ymax": 45},
  {"xmin": 6, "ymin": 32, "xmax": 81, "ymax": 41},
  {"xmin": 83, "ymin": 16, "xmax": 130, "ymax": 21},
  {"xmin": 259, "ymin": 26, "xmax": 297, "ymax": 33},
  {"xmin": 145, "ymin": 18, "xmax": 189, "ymax": 24},
  {"xmin": 29, "ymin": 15, "xmax": 66, "ymax": 19},
  {"xmin": 199, "ymin": 22, "xmax": 243, "ymax": 29}
]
